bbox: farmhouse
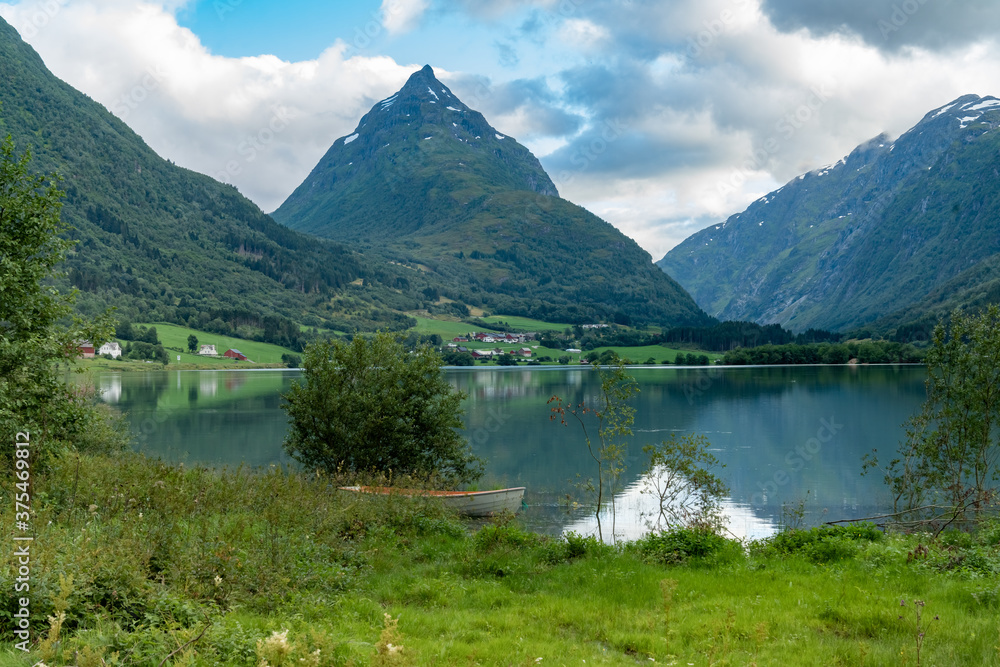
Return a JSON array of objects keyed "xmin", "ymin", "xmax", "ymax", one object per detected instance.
[
  {"xmin": 76, "ymin": 340, "xmax": 95, "ymax": 358},
  {"xmin": 223, "ymin": 349, "xmax": 249, "ymax": 361},
  {"xmin": 198, "ymin": 344, "xmax": 218, "ymax": 356},
  {"xmin": 98, "ymin": 341, "xmax": 122, "ymax": 359}
]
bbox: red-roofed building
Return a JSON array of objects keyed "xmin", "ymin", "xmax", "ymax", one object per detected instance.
[{"xmin": 223, "ymin": 349, "xmax": 248, "ymax": 361}]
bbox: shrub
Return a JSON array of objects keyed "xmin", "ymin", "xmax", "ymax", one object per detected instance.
[
  {"xmin": 629, "ymin": 527, "xmax": 743, "ymax": 565},
  {"xmin": 282, "ymin": 333, "xmax": 483, "ymax": 484},
  {"xmin": 752, "ymin": 523, "xmax": 882, "ymax": 562}
]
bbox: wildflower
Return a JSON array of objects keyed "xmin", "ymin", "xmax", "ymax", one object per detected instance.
[{"xmin": 214, "ymin": 575, "xmax": 222, "ymax": 587}]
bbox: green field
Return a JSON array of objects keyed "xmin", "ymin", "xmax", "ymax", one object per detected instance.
[
  {"xmin": 410, "ymin": 316, "xmax": 492, "ymax": 339},
  {"xmin": 90, "ymin": 319, "xmax": 719, "ymax": 369},
  {"xmin": 477, "ymin": 314, "xmax": 574, "ymax": 332},
  {"xmin": 130, "ymin": 323, "xmax": 300, "ymax": 365},
  {"xmin": 412, "ymin": 314, "xmax": 575, "ymax": 339},
  {"xmin": 589, "ymin": 344, "xmax": 724, "ymax": 364}
]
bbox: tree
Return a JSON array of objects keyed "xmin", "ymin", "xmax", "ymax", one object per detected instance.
[
  {"xmin": 441, "ymin": 350, "xmax": 474, "ymax": 366},
  {"xmin": 864, "ymin": 307, "xmax": 1000, "ymax": 529},
  {"xmin": 187, "ymin": 334, "xmax": 198, "ymax": 352},
  {"xmin": 496, "ymin": 353, "xmax": 518, "ymax": 366},
  {"xmin": 549, "ymin": 361, "xmax": 637, "ymax": 542},
  {"xmin": 640, "ymin": 434, "xmax": 728, "ymax": 532},
  {"xmin": 281, "ymin": 332, "xmax": 483, "ymax": 484},
  {"xmin": 0, "ymin": 136, "xmax": 121, "ymax": 470}
]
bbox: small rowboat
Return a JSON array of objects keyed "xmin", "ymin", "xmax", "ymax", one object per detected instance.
[{"xmin": 339, "ymin": 485, "xmax": 526, "ymax": 517}]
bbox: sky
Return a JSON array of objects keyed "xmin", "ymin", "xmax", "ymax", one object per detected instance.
[{"xmin": 2, "ymin": 0, "xmax": 1000, "ymax": 260}]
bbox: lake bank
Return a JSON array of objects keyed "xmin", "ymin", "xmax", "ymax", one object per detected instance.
[{"xmin": 3, "ymin": 452, "xmax": 997, "ymax": 665}]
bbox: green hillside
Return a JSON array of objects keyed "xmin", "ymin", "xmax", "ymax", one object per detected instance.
[
  {"xmin": 660, "ymin": 95, "xmax": 1000, "ymax": 332},
  {"xmin": 134, "ymin": 323, "xmax": 300, "ymax": 364},
  {"xmin": 0, "ymin": 17, "xmax": 438, "ymax": 345}
]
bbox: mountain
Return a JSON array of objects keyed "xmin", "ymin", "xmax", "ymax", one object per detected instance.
[
  {"xmin": 272, "ymin": 65, "xmax": 710, "ymax": 327},
  {"xmin": 658, "ymin": 94, "xmax": 1000, "ymax": 332},
  {"xmin": 0, "ymin": 17, "xmax": 423, "ymax": 346}
]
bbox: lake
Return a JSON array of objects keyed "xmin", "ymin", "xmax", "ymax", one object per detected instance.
[{"xmin": 94, "ymin": 364, "xmax": 927, "ymax": 541}]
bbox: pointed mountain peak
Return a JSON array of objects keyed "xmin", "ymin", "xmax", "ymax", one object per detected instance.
[
  {"xmin": 377, "ymin": 64, "xmax": 460, "ymax": 109},
  {"xmin": 278, "ymin": 62, "xmax": 559, "ymax": 210}
]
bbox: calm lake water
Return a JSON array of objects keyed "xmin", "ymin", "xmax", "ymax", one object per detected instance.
[{"xmin": 95, "ymin": 365, "xmax": 927, "ymax": 541}]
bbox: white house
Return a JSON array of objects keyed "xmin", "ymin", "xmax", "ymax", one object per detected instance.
[
  {"xmin": 98, "ymin": 341, "xmax": 122, "ymax": 359},
  {"xmin": 198, "ymin": 344, "xmax": 218, "ymax": 356}
]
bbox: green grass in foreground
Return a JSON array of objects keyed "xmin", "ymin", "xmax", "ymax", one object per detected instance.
[{"xmin": 2, "ymin": 453, "xmax": 999, "ymax": 665}]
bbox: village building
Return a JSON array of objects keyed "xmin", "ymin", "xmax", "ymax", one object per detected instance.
[
  {"xmin": 98, "ymin": 341, "xmax": 122, "ymax": 359},
  {"xmin": 76, "ymin": 340, "xmax": 95, "ymax": 358},
  {"xmin": 223, "ymin": 349, "xmax": 249, "ymax": 361},
  {"xmin": 198, "ymin": 344, "xmax": 218, "ymax": 356}
]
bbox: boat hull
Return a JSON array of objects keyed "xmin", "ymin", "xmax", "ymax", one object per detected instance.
[{"xmin": 339, "ymin": 486, "xmax": 526, "ymax": 517}]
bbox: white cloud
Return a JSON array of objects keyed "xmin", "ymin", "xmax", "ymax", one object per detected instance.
[
  {"xmin": 2, "ymin": 0, "xmax": 1000, "ymax": 260},
  {"xmin": 0, "ymin": 0, "xmax": 417, "ymax": 212},
  {"xmin": 380, "ymin": 0, "xmax": 430, "ymax": 35},
  {"xmin": 556, "ymin": 18, "xmax": 609, "ymax": 50}
]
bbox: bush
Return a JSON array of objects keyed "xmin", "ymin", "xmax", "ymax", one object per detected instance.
[
  {"xmin": 441, "ymin": 350, "xmax": 475, "ymax": 366},
  {"xmin": 752, "ymin": 523, "xmax": 882, "ymax": 562},
  {"xmin": 281, "ymin": 333, "xmax": 483, "ymax": 484},
  {"xmin": 629, "ymin": 527, "xmax": 743, "ymax": 565}
]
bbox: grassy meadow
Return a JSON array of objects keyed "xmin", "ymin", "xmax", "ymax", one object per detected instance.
[
  {"xmin": 2, "ymin": 453, "xmax": 998, "ymax": 666},
  {"xmin": 76, "ymin": 324, "xmax": 302, "ymax": 371}
]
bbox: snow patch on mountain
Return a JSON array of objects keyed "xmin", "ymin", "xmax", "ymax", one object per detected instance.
[
  {"xmin": 964, "ymin": 99, "xmax": 1000, "ymax": 112},
  {"xmin": 933, "ymin": 103, "xmax": 957, "ymax": 118},
  {"xmin": 343, "ymin": 133, "xmax": 359, "ymax": 145}
]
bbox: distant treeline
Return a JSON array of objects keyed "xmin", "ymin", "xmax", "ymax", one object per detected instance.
[
  {"xmin": 661, "ymin": 322, "xmax": 840, "ymax": 352},
  {"xmin": 722, "ymin": 341, "xmax": 923, "ymax": 366},
  {"xmin": 534, "ymin": 320, "xmax": 841, "ymax": 353}
]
